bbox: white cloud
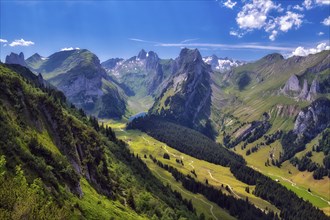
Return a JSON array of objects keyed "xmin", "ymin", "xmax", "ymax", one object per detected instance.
[
  {"xmin": 229, "ymin": 30, "xmax": 244, "ymax": 38},
  {"xmin": 290, "ymin": 43, "xmax": 330, "ymax": 57},
  {"xmin": 156, "ymin": 42, "xmax": 294, "ymax": 51},
  {"xmin": 180, "ymin": 38, "xmax": 199, "ymax": 43},
  {"xmin": 318, "ymin": 32, "xmax": 324, "ymax": 36},
  {"xmin": 322, "ymin": 16, "xmax": 330, "ymax": 26},
  {"xmin": 277, "ymin": 11, "xmax": 303, "ymax": 32},
  {"xmin": 264, "ymin": 11, "xmax": 303, "ymax": 41},
  {"xmin": 316, "ymin": 0, "xmax": 330, "ymax": 5},
  {"xmin": 60, "ymin": 47, "xmax": 80, "ymax": 51},
  {"xmin": 303, "ymin": 0, "xmax": 313, "ymax": 9},
  {"xmin": 0, "ymin": 39, "xmax": 8, "ymax": 43},
  {"xmin": 223, "ymin": 0, "xmax": 237, "ymax": 9},
  {"xmin": 236, "ymin": 0, "xmax": 280, "ymax": 30},
  {"xmin": 9, "ymin": 39, "xmax": 34, "ymax": 47},
  {"xmin": 293, "ymin": 5, "xmax": 304, "ymax": 11},
  {"xmin": 128, "ymin": 38, "xmax": 160, "ymax": 44},
  {"xmin": 269, "ymin": 30, "xmax": 278, "ymax": 41},
  {"xmin": 303, "ymin": 0, "xmax": 330, "ymax": 9},
  {"xmin": 235, "ymin": 0, "xmax": 303, "ymax": 41}
]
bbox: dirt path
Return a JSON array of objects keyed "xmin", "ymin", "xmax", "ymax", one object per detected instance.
[
  {"xmin": 142, "ymin": 136, "xmax": 150, "ymax": 144},
  {"xmin": 150, "ymin": 168, "xmax": 219, "ymax": 220},
  {"xmin": 119, "ymin": 128, "xmax": 127, "ymax": 133},
  {"xmin": 188, "ymin": 160, "xmax": 195, "ymax": 169},
  {"xmin": 250, "ymin": 166, "xmax": 330, "ymax": 205},
  {"xmin": 207, "ymin": 170, "xmax": 241, "ymax": 199}
]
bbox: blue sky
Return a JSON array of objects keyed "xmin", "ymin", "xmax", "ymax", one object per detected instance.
[{"xmin": 0, "ymin": 0, "xmax": 329, "ymax": 62}]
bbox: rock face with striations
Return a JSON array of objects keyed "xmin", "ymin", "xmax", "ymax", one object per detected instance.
[
  {"xmin": 293, "ymin": 98, "xmax": 330, "ymax": 140},
  {"xmin": 282, "ymin": 75, "xmax": 301, "ymax": 95},
  {"xmin": 149, "ymin": 48, "xmax": 214, "ymax": 137},
  {"xmin": 25, "ymin": 49, "xmax": 126, "ymax": 118},
  {"xmin": 103, "ymin": 49, "xmax": 175, "ymax": 96},
  {"xmin": 5, "ymin": 52, "xmax": 27, "ymax": 67}
]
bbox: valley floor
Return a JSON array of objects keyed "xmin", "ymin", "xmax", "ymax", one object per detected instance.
[
  {"xmin": 104, "ymin": 120, "xmax": 282, "ymax": 219},
  {"xmin": 104, "ymin": 119, "xmax": 330, "ymax": 217}
]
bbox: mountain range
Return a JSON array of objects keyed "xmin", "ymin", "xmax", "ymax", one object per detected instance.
[{"xmin": 3, "ymin": 47, "xmax": 330, "ymax": 219}]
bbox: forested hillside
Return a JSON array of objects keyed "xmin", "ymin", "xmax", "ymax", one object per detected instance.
[{"xmin": 0, "ymin": 64, "xmax": 198, "ymax": 219}]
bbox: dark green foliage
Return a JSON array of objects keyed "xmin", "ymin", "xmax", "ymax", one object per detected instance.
[
  {"xmin": 230, "ymin": 163, "xmax": 263, "ymax": 185},
  {"xmin": 163, "ymin": 153, "xmax": 170, "ymax": 160},
  {"xmin": 254, "ymin": 177, "xmax": 328, "ymax": 220},
  {"xmin": 127, "ymin": 190, "xmax": 136, "ymax": 210},
  {"xmin": 28, "ymin": 137, "xmax": 80, "ymax": 193},
  {"xmin": 323, "ymin": 155, "xmax": 330, "ymax": 169},
  {"xmin": 128, "ymin": 116, "xmax": 245, "ymax": 166},
  {"xmin": 290, "ymin": 155, "xmax": 318, "ymax": 173},
  {"xmin": 264, "ymin": 130, "xmax": 283, "ymax": 145},
  {"xmin": 151, "ymin": 156, "xmax": 277, "ymax": 220},
  {"xmin": 0, "ymin": 64, "xmax": 199, "ymax": 220},
  {"xmin": 280, "ymin": 131, "xmax": 306, "ymax": 163},
  {"xmin": 0, "ymin": 158, "xmax": 70, "ymax": 219},
  {"xmin": 224, "ymin": 121, "xmax": 271, "ymax": 148},
  {"xmin": 313, "ymin": 167, "xmax": 329, "ymax": 179},
  {"xmin": 229, "ymin": 162, "xmax": 329, "ymax": 220},
  {"xmin": 98, "ymin": 90, "xmax": 126, "ymax": 119},
  {"xmin": 237, "ymin": 72, "xmax": 251, "ymax": 90}
]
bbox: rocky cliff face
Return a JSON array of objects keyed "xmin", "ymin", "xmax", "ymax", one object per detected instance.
[
  {"xmin": 150, "ymin": 48, "xmax": 214, "ymax": 137},
  {"xmin": 281, "ymin": 51, "xmax": 330, "ymax": 101},
  {"xmin": 5, "ymin": 52, "xmax": 27, "ymax": 67},
  {"xmin": 294, "ymin": 98, "xmax": 330, "ymax": 139},
  {"xmin": 25, "ymin": 49, "xmax": 126, "ymax": 118},
  {"xmin": 307, "ymin": 79, "xmax": 320, "ymax": 101},
  {"xmin": 106, "ymin": 49, "xmax": 174, "ymax": 96},
  {"xmin": 281, "ymin": 75, "xmax": 301, "ymax": 95}
]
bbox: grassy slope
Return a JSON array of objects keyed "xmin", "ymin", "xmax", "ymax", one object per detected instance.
[
  {"xmin": 104, "ymin": 120, "xmax": 280, "ymax": 219},
  {"xmin": 72, "ymin": 179, "xmax": 145, "ymax": 220},
  {"xmin": 209, "ymin": 51, "xmax": 330, "ymax": 214},
  {"xmin": 0, "ymin": 65, "xmax": 199, "ymax": 220}
]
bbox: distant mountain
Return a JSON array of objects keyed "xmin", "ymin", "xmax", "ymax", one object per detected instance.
[
  {"xmin": 103, "ymin": 49, "xmax": 175, "ymax": 97},
  {"xmin": 149, "ymin": 48, "xmax": 215, "ymax": 138},
  {"xmin": 211, "ymin": 50, "xmax": 330, "ymax": 166},
  {"xmin": 5, "ymin": 52, "xmax": 27, "ymax": 67},
  {"xmin": 203, "ymin": 55, "xmax": 246, "ymax": 72},
  {"xmin": 25, "ymin": 53, "xmax": 48, "ymax": 71},
  {"xmin": 101, "ymin": 58, "xmax": 124, "ymax": 70},
  {"xmin": 25, "ymin": 49, "xmax": 126, "ymax": 118}
]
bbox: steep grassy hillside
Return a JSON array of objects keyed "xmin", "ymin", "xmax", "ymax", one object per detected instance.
[
  {"xmin": 0, "ymin": 64, "xmax": 198, "ymax": 219},
  {"xmin": 209, "ymin": 51, "xmax": 330, "ymax": 214}
]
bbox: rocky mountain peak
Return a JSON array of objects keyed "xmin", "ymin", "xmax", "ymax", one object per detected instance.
[
  {"xmin": 293, "ymin": 98, "xmax": 330, "ymax": 139},
  {"xmin": 176, "ymin": 48, "xmax": 204, "ymax": 73},
  {"xmin": 178, "ymin": 48, "xmax": 202, "ymax": 64},
  {"xmin": 137, "ymin": 49, "xmax": 147, "ymax": 60},
  {"xmin": 262, "ymin": 53, "xmax": 284, "ymax": 62},
  {"xmin": 101, "ymin": 58, "xmax": 124, "ymax": 70},
  {"xmin": 145, "ymin": 51, "xmax": 159, "ymax": 70},
  {"xmin": 5, "ymin": 52, "xmax": 27, "ymax": 67},
  {"xmin": 282, "ymin": 74, "xmax": 301, "ymax": 94}
]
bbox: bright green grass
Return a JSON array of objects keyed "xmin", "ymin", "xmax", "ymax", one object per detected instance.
[
  {"xmin": 72, "ymin": 178, "xmax": 146, "ymax": 220},
  {"xmin": 104, "ymin": 121, "xmax": 280, "ymax": 217},
  {"xmin": 234, "ymin": 139, "xmax": 330, "ymax": 210},
  {"xmin": 145, "ymin": 159, "xmax": 236, "ymax": 220}
]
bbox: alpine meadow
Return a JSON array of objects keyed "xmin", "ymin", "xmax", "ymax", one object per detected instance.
[{"xmin": 0, "ymin": 1, "xmax": 329, "ymax": 220}]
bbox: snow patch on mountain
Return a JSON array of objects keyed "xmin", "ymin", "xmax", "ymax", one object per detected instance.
[{"xmin": 203, "ymin": 55, "xmax": 246, "ymax": 72}]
